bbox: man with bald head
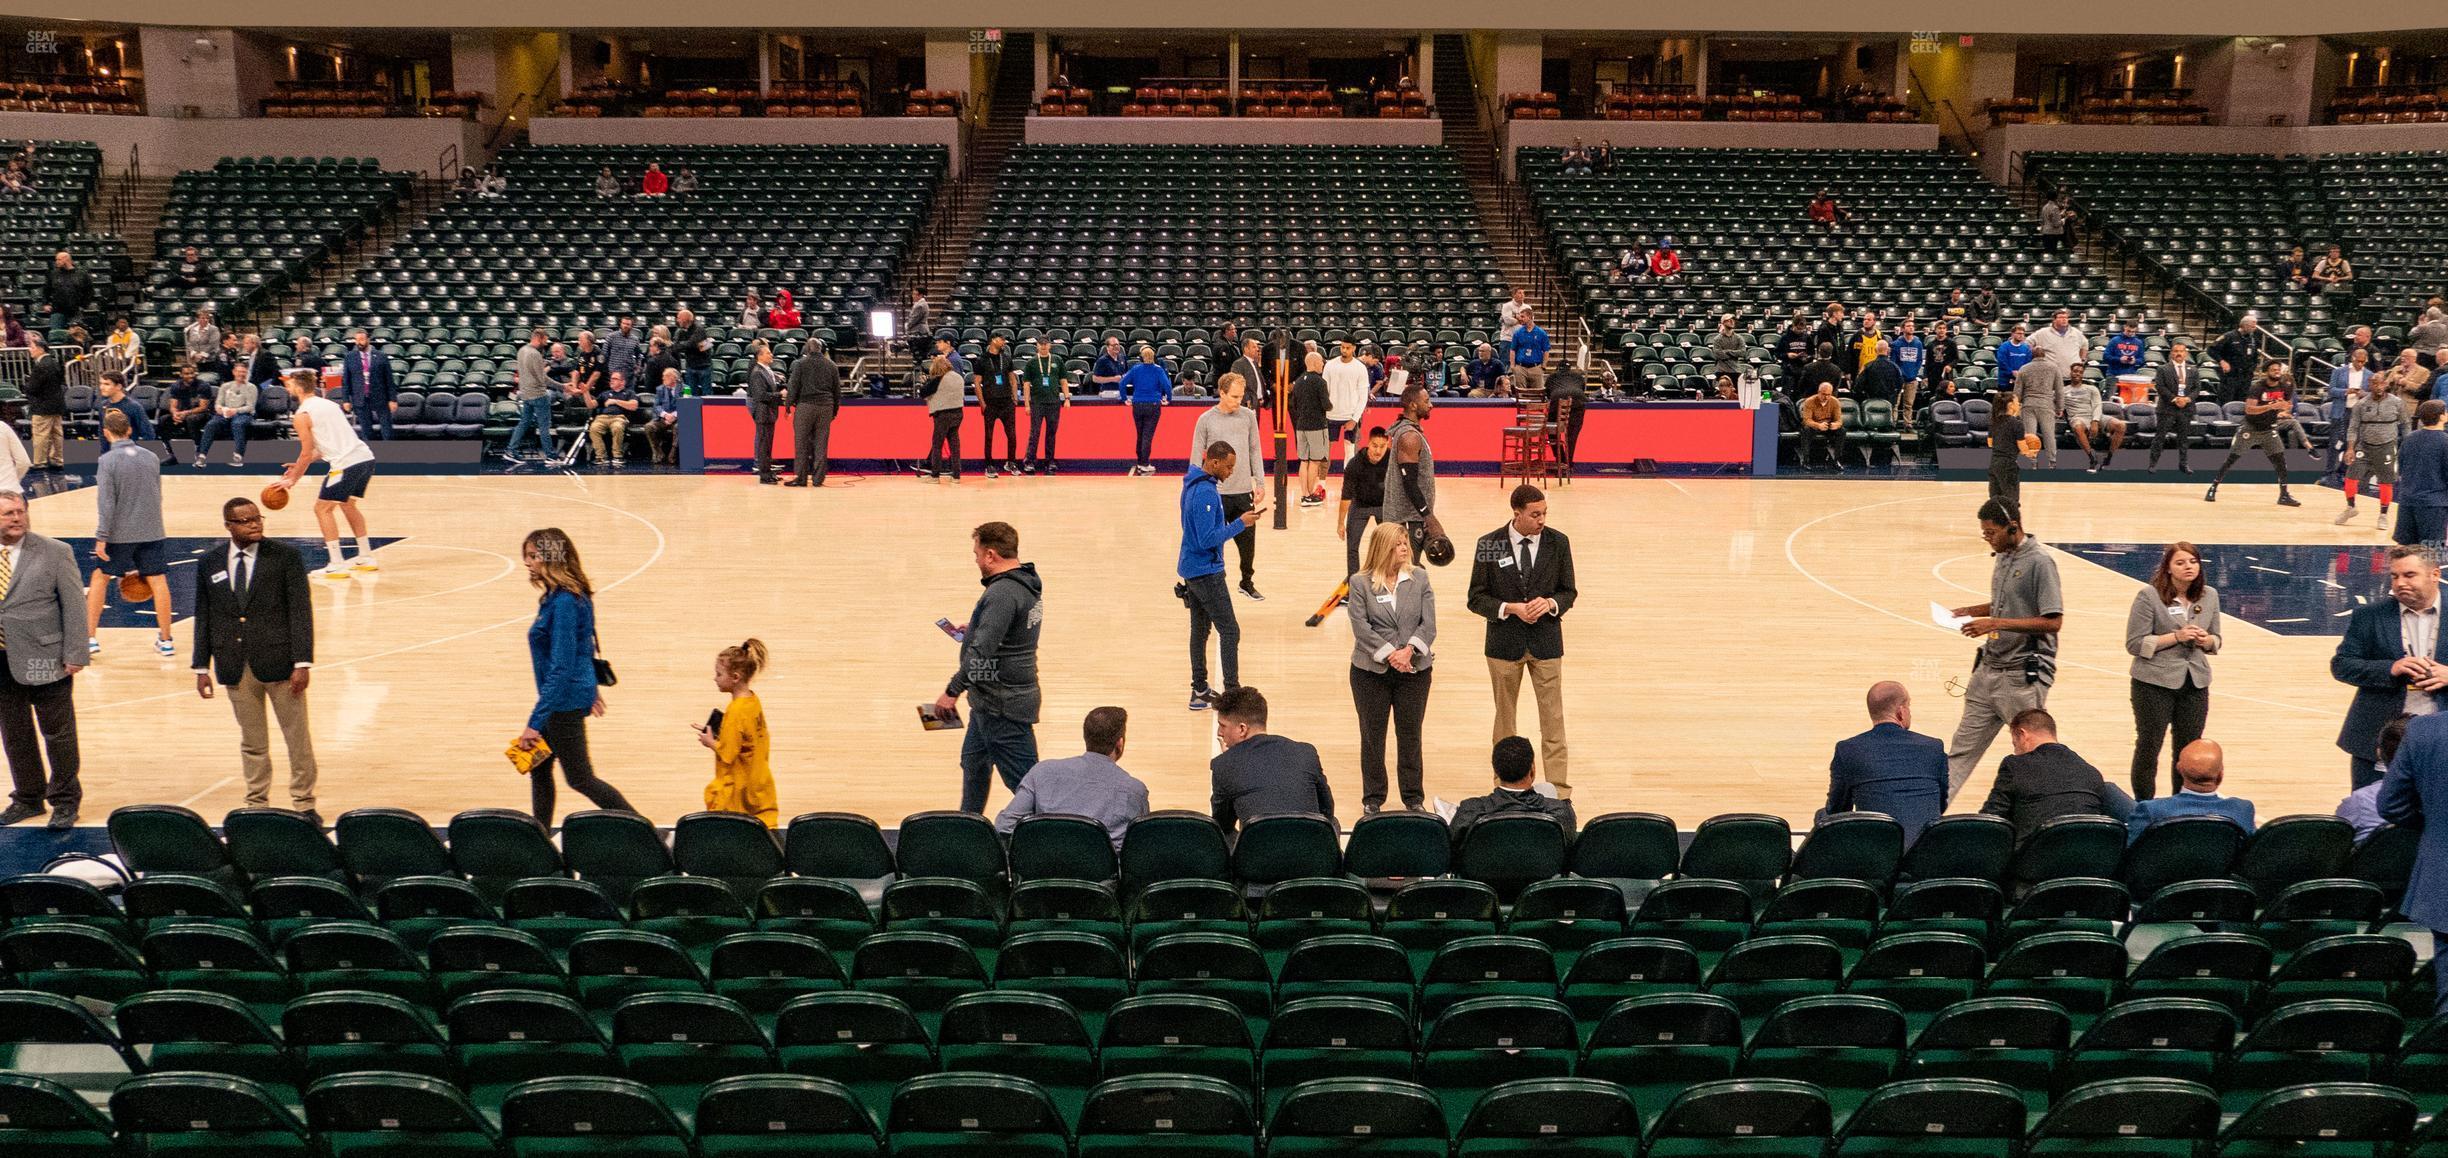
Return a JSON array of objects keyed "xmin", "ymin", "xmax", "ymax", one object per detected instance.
[
  {"xmin": 2125, "ymin": 739, "xmax": 2256, "ymax": 842},
  {"xmin": 1822, "ymin": 680, "xmax": 1949, "ymax": 843}
]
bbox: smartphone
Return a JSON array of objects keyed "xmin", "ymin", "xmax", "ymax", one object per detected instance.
[{"xmin": 936, "ymin": 618, "xmax": 966, "ymax": 642}]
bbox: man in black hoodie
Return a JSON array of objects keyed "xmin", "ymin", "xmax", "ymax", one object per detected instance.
[
  {"xmin": 935, "ymin": 521, "xmax": 1044, "ymax": 813},
  {"xmin": 1450, "ymin": 737, "xmax": 1576, "ymax": 843}
]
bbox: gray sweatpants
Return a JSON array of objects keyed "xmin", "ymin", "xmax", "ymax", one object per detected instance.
[
  {"xmin": 1946, "ymin": 662, "xmax": 2053, "ymax": 799},
  {"xmin": 2024, "ymin": 404, "xmax": 2059, "ymax": 468}
]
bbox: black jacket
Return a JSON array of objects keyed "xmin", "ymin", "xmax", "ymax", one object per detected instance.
[
  {"xmin": 785, "ymin": 352, "xmax": 841, "ymax": 415},
  {"xmin": 1228, "ymin": 355, "xmax": 1267, "ymax": 406},
  {"xmin": 41, "ymin": 267, "xmax": 89, "ymax": 314},
  {"xmin": 673, "ymin": 320, "xmax": 712, "ymax": 369},
  {"xmin": 1465, "ymin": 525, "xmax": 1576, "ymax": 661},
  {"xmin": 744, "ymin": 363, "xmax": 783, "ymax": 421},
  {"xmin": 1980, "ymin": 742, "xmax": 2116, "ymax": 841},
  {"xmin": 2333, "ymin": 601, "xmax": 2443, "ymax": 763},
  {"xmin": 190, "ymin": 538, "xmax": 315, "ymax": 685},
  {"xmin": 1856, "ymin": 358, "xmax": 1904, "ymax": 403},
  {"xmin": 1450, "ymin": 786, "xmax": 1576, "ymax": 843},
  {"xmin": 2208, "ymin": 329, "xmax": 2264, "ymax": 384},
  {"xmin": 1209, "ymin": 733, "xmax": 1333, "ymax": 829},
  {"xmin": 22, "ymin": 354, "xmax": 64, "ymax": 416},
  {"xmin": 2154, "ymin": 359, "xmax": 2206, "ymax": 411},
  {"xmin": 946, "ymin": 563, "xmax": 1042, "ymax": 723}
]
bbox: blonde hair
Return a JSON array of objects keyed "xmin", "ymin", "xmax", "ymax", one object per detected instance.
[
  {"xmin": 522, "ymin": 528, "xmax": 593, "ymax": 601},
  {"xmin": 718, "ymin": 638, "xmax": 769, "ymax": 683},
  {"xmin": 929, "ymin": 355, "xmax": 952, "ymax": 377},
  {"xmin": 1217, "ymin": 372, "xmax": 1246, "ymax": 398},
  {"xmin": 1361, "ymin": 523, "xmax": 1411, "ymax": 592}
]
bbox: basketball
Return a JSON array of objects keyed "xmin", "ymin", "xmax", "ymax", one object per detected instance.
[
  {"xmin": 116, "ymin": 574, "xmax": 149, "ymax": 602},
  {"xmin": 259, "ymin": 482, "xmax": 290, "ymax": 511}
]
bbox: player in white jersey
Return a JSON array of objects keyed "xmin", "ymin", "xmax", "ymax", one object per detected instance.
[{"xmin": 278, "ymin": 370, "xmax": 379, "ymax": 579}]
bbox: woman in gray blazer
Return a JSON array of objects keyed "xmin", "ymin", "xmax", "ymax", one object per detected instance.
[
  {"xmin": 1349, "ymin": 522, "xmax": 1437, "ymax": 812},
  {"xmin": 2127, "ymin": 540, "xmax": 2222, "ymax": 800}
]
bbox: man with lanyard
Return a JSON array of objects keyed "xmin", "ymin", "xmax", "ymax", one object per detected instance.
[
  {"xmin": 1380, "ymin": 385, "xmax": 1445, "ymax": 559},
  {"xmin": 974, "ymin": 335, "xmax": 1019, "ymax": 479},
  {"xmin": 1016, "ymin": 336, "xmax": 1068, "ymax": 475},
  {"xmin": 1511, "ymin": 310, "xmax": 1552, "ymax": 397},
  {"xmin": 1943, "ymin": 497, "xmax": 2064, "ymax": 798}
]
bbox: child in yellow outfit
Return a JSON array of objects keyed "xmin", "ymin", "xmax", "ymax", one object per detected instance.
[{"xmin": 697, "ymin": 638, "xmax": 777, "ymax": 825}]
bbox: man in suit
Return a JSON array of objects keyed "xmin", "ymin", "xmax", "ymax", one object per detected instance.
[
  {"xmin": 339, "ymin": 329, "xmax": 396, "ymax": 442},
  {"xmin": 1466, "ymin": 484, "xmax": 1577, "ymax": 797},
  {"xmin": 1228, "ymin": 337, "xmax": 1268, "ymax": 412},
  {"xmin": 0, "ymin": 492, "xmax": 87, "ymax": 829},
  {"xmin": 191, "ymin": 497, "xmax": 317, "ymax": 821},
  {"xmin": 2146, "ymin": 340, "xmax": 2203, "ymax": 473},
  {"xmin": 1451, "ymin": 736, "xmax": 1576, "ymax": 843},
  {"xmin": 1824, "ymin": 681, "xmax": 1949, "ymax": 844},
  {"xmin": 1979, "ymin": 708, "xmax": 2133, "ymax": 840},
  {"xmin": 2381, "ymin": 710, "xmax": 2448, "ymax": 1010},
  {"xmin": 2126, "ymin": 739, "xmax": 2254, "ymax": 843},
  {"xmin": 22, "ymin": 335, "xmax": 65, "ymax": 472},
  {"xmin": 1207, "ymin": 686, "xmax": 1333, "ymax": 829},
  {"xmin": 2333, "ymin": 544, "xmax": 2448, "ymax": 789},
  {"xmin": 743, "ymin": 344, "xmax": 783, "ymax": 484},
  {"xmin": 784, "ymin": 339, "xmax": 840, "ymax": 487}
]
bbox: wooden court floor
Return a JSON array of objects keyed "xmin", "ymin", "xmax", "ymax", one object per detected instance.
[{"xmin": 43, "ymin": 467, "xmax": 2376, "ymax": 829}]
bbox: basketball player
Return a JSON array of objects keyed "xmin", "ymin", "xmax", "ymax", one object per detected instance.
[
  {"xmin": 1380, "ymin": 385, "xmax": 1444, "ymax": 556},
  {"xmin": 277, "ymin": 370, "xmax": 379, "ymax": 579},
  {"xmin": 1943, "ymin": 497, "xmax": 2063, "ymax": 798},
  {"xmin": 84, "ymin": 410, "xmax": 175, "ymax": 657}
]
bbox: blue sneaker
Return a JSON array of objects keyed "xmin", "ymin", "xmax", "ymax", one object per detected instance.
[
  {"xmin": 154, "ymin": 637, "xmax": 175, "ymax": 657},
  {"xmin": 1188, "ymin": 687, "xmax": 1215, "ymax": 711}
]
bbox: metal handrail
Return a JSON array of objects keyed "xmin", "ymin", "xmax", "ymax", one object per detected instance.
[
  {"xmin": 485, "ymin": 90, "xmax": 541, "ymax": 151},
  {"xmin": 436, "ymin": 142, "xmax": 459, "ymax": 183}
]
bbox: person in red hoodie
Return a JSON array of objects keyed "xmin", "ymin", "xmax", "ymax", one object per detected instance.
[
  {"xmin": 767, "ymin": 290, "xmax": 802, "ymax": 331},
  {"xmin": 1648, "ymin": 238, "xmax": 1683, "ymax": 280},
  {"xmin": 641, "ymin": 163, "xmax": 669, "ymax": 196}
]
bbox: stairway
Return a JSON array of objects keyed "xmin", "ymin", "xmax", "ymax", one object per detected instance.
[
  {"xmin": 103, "ymin": 174, "xmax": 174, "ymax": 270},
  {"xmin": 883, "ymin": 31, "xmax": 1034, "ymax": 377},
  {"xmin": 1432, "ymin": 37, "xmax": 1585, "ymax": 354},
  {"xmin": 2000, "ymin": 174, "xmax": 2224, "ymax": 343},
  {"xmin": 268, "ymin": 177, "xmax": 453, "ymax": 328}
]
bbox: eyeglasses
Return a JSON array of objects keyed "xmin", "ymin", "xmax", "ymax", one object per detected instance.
[{"xmin": 224, "ymin": 516, "xmax": 263, "ymax": 526}]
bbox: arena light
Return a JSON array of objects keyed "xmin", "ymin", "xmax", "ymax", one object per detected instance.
[{"xmin": 868, "ymin": 309, "xmax": 896, "ymax": 341}]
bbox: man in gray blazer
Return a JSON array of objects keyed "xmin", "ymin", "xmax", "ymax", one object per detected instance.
[{"xmin": 0, "ymin": 492, "xmax": 88, "ymax": 829}]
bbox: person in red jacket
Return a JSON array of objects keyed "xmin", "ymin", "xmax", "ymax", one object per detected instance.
[
  {"xmin": 641, "ymin": 163, "xmax": 669, "ymax": 195},
  {"xmin": 767, "ymin": 290, "xmax": 802, "ymax": 331},
  {"xmin": 1648, "ymin": 239, "xmax": 1684, "ymax": 280}
]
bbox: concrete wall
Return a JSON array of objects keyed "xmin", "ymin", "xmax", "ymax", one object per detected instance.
[
  {"xmin": 1500, "ymin": 118, "xmax": 1938, "ymax": 175},
  {"xmin": 1024, "ymin": 116, "xmax": 1442, "ymax": 147},
  {"xmin": 531, "ymin": 116, "xmax": 963, "ymax": 171},
  {"xmin": 1979, "ymin": 120, "xmax": 2448, "ymax": 183},
  {"xmin": 1904, "ymin": 33, "xmax": 2016, "ymax": 140},
  {"xmin": 139, "ymin": 26, "xmax": 248, "ymax": 118},
  {"xmin": 0, "ymin": 110, "xmax": 486, "ymax": 176},
  {"xmin": 923, "ymin": 32, "xmax": 971, "ymax": 98},
  {"xmin": 1490, "ymin": 31, "xmax": 1543, "ymax": 99}
]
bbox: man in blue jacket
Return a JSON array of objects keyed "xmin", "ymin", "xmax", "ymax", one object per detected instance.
[
  {"xmin": 1822, "ymin": 681, "xmax": 1948, "ymax": 844},
  {"xmin": 2099, "ymin": 317, "xmax": 2147, "ymax": 382},
  {"xmin": 2126, "ymin": 739, "xmax": 2256, "ymax": 843},
  {"xmin": 1180, "ymin": 441, "xmax": 1267, "ymax": 709},
  {"xmin": 2334, "ymin": 544, "xmax": 2448, "ymax": 788},
  {"xmin": 2380, "ymin": 711, "xmax": 2448, "ymax": 1011},
  {"xmin": 2397, "ymin": 399, "xmax": 2448, "ymax": 549},
  {"xmin": 1121, "ymin": 345, "xmax": 1172, "ymax": 476}
]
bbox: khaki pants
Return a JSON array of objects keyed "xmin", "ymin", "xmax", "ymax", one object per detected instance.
[
  {"xmin": 229, "ymin": 669, "xmax": 317, "ymax": 809},
  {"xmin": 1945, "ymin": 662, "xmax": 2051, "ymax": 799},
  {"xmin": 588, "ymin": 414, "xmax": 630, "ymax": 462},
  {"xmin": 1513, "ymin": 365, "xmax": 1548, "ymax": 398},
  {"xmin": 1488, "ymin": 654, "xmax": 1570, "ymax": 796},
  {"xmin": 30, "ymin": 415, "xmax": 61, "ymax": 467}
]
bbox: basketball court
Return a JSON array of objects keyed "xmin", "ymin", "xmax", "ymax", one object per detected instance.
[{"xmin": 44, "ymin": 468, "xmax": 2377, "ymax": 827}]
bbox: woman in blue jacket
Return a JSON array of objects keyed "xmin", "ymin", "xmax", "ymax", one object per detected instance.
[{"xmin": 515, "ymin": 527, "xmax": 636, "ymax": 823}]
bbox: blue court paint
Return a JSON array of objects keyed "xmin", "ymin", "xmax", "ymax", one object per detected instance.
[
  {"xmin": 65, "ymin": 536, "xmax": 403, "ymax": 629},
  {"xmin": 2058, "ymin": 541, "xmax": 2398, "ymax": 637}
]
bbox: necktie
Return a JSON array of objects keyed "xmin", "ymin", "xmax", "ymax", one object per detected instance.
[
  {"xmin": 0, "ymin": 545, "xmax": 12, "ymax": 649},
  {"xmin": 235, "ymin": 549, "xmax": 251, "ymax": 603},
  {"xmin": 1517, "ymin": 538, "xmax": 1534, "ymax": 587}
]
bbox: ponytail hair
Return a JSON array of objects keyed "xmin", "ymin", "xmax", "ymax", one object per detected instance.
[{"xmin": 718, "ymin": 638, "xmax": 769, "ymax": 683}]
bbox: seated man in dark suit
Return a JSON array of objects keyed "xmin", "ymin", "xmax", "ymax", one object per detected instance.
[
  {"xmin": 1207, "ymin": 686, "xmax": 1333, "ymax": 830},
  {"xmin": 1451, "ymin": 736, "xmax": 1576, "ymax": 844},
  {"xmin": 2126, "ymin": 739, "xmax": 2255, "ymax": 843},
  {"xmin": 1979, "ymin": 708, "xmax": 2134, "ymax": 841},
  {"xmin": 1823, "ymin": 680, "xmax": 1948, "ymax": 844}
]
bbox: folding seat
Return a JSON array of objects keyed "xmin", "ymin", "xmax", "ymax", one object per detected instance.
[
  {"xmin": 1754, "ymin": 879, "xmax": 1883, "ymax": 952},
  {"xmin": 848, "ymin": 930, "xmax": 987, "ymax": 1025},
  {"xmin": 1005, "ymin": 878, "xmax": 1122, "ymax": 947},
  {"xmin": 1419, "ymin": 996, "xmax": 1579, "ymax": 1121},
  {"xmin": 222, "ymin": 807, "xmax": 347, "ymax": 884},
  {"xmin": 246, "ymin": 875, "xmax": 372, "ymax": 944},
  {"xmin": 448, "ymin": 991, "xmax": 620, "ymax": 1113},
  {"xmin": 665, "ymin": 812, "xmax": 782, "ymax": 901},
  {"xmin": 1826, "ymin": 1078, "xmax": 2023, "ymax": 1158},
  {"xmin": 1007, "ymin": 815, "xmax": 1119, "ymax": 883},
  {"xmin": 122, "ymin": 875, "xmax": 252, "ymax": 936},
  {"xmin": 608, "ymin": 992, "xmax": 775, "ymax": 1115},
  {"xmin": 111, "ymin": 804, "xmax": 243, "ymax": 889},
  {"xmin": 0, "ymin": 923, "xmax": 150, "ymax": 1003},
  {"xmin": 447, "ymin": 810, "xmax": 567, "ymax": 903},
  {"xmin": 1640, "ymin": 1078, "xmax": 1830, "ymax": 1158},
  {"xmin": 2122, "ymin": 816, "xmax": 2247, "ymax": 898},
  {"xmin": 109, "ymin": 1073, "xmax": 312, "ymax": 1158},
  {"xmin": 499, "ymin": 1076, "xmax": 691, "ymax": 1158},
  {"xmin": 1791, "ymin": 813, "xmax": 1905, "ymax": 885},
  {"xmin": 2218, "ymin": 998, "xmax": 2400, "ymax": 1113},
  {"xmin": 282, "ymin": 990, "xmax": 452, "ymax": 1081},
  {"xmin": 2117, "ymin": 931, "xmax": 2269, "ymax": 1012},
  {"xmin": 752, "ymin": 877, "xmax": 875, "ymax": 955},
  {"xmin": 1999, "ymin": 877, "xmax": 2127, "ymax": 947},
  {"xmin": 704, "ymin": 930, "xmax": 843, "ymax": 1022},
  {"xmin": 896, "ymin": 811, "xmax": 1009, "ymax": 891},
  {"xmin": 1119, "ymin": 811, "xmax": 1233, "ymax": 892},
  {"xmin": 565, "ymin": 929, "xmax": 704, "ymax": 1017},
  {"xmin": 0, "ymin": 873, "xmax": 134, "ymax": 945},
  {"xmin": 116, "ymin": 990, "xmax": 298, "ymax": 1101},
  {"xmin": 1341, "ymin": 811, "xmax": 1452, "ymax": 882},
  {"xmin": 500, "ymin": 878, "xmax": 625, "ymax": 955},
  {"xmin": 1126, "ymin": 878, "xmax": 1248, "ymax": 951},
  {"xmin": 2008, "ymin": 815, "xmax": 2126, "ymax": 890},
  {"xmin": 373, "ymin": 876, "xmax": 502, "ymax": 950},
  {"xmin": 424, "ymin": 925, "xmax": 570, "ymax": 1001},
  {"xmin": 1090, "ymin": 992, "xmax": 1256, "ymax": 1091},
  {"xmin": 1630, "ymin": 878, "xmax": 1754, "ymax": 969},
  {"xmin": 1265, "ymin": 1078, "xmax": 1447, "ymax": 1157},
  {"xmin": 1706, "ymin": 934, "xmax": 1846, "ymax": 1025},
  {"xmin": 305, "ymin": 1072, "xmax": 503, "ymax": 1158},
  {"xmin": 1449, "ymin": 1078, "xmax": 1641, "ymax": 1157},
  {"xmin": 1839, "ymin": 932, "xmax": 1985, "ymax": 1032},
  {"xmin": 1877, "ymin": 878, "xmax": 2003, "ymax": 945},
  {"xmin": 1075, "ymin": 1073, "xmax": 1252, "ymax": 1158},
  {"xmin": 0, "ymin": 1072, "xmax": 115, "ymax": 1158},
  {"xmin": 1381, "ymin": 878, "xmax": 1501, "ymax": 968},
  {"xmin": 1900, "ymin": 996, "xmax": 2066, "ymax": 1111},
  {"xmin": 1252, "ymin": 876, "xmax": 1375, "ymax": 960},
  {"xmin": 881, "ymin": 876, "xmax": 1004, "ymax": 953},
  {"xmin": 2205, "ymin": 1083, "xmax": 2415, "ymax": 1158},
  {"xmin": 2061, "ymin": 997, "xmax": 2235, "ymax": 1089},
  {"xmin": 1231, "ymin": 814, "xmax": 1343, "ymax": 887},
  {"xmin": 629, "ymin": 875, "xmax": 756, "ymax": 962},
  {"xmin": 2253, "ymin": 879, "xmax": 2386, "ymax": 955},
  {"xmin": 691, "ymin": 1074, "xmax": 882, "ymax": 1158},
  {"xmin": 281, "ymin": 921, "xmax": 434, "ymax": 1000},
  {"xmin": 1418, "ymin": 935, "xmax": 1559, "ymax": 1018},
  {"xmin": 1740, "ymin": 994, "xmax": 1905, "ymax": 1116},
  {"xmin": 2122, "ymin": 879, "xmax": 2258, "ymax": 955}
]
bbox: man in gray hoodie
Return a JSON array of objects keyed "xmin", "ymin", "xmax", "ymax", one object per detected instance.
[
  {"xmin": 86, "ymin": 410, "xmax": 175, "ymax": 657},
  {"xmin": 1191, "ymin": 373, "xmax": 1266, "ymax": 600},
  {"xmin": 935, "ymin": 521, "xmax": 1044, "ymax": 813}
]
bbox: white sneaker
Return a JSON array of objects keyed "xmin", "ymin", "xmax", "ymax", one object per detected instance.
[
  {"xmin": 230, "ymin": 456, "xmax": 243, "ymax": 468},
  {"xmin": 352, "ymin": 557, "xmax": 380, "ymax": 572},
  {"xmin": 154, "ymin": 637, "xmax": 175, "ymax": 657},
  {"xmin": 87, "ymin": 638, "xmax": 100, "ymax": 656},
  {"xmin": 320, "ymin": 567, "xmax": 351, "ymax": 580},
  {"xmin": 2335, "ymin": 507, "xmax": 2359, "ymax": 525}
]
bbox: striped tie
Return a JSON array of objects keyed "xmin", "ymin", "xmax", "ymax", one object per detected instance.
[{"xmin": 0, "ymin": 545, "xmax": 13, "ymax": 649}]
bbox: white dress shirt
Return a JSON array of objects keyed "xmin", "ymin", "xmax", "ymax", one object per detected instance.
[
  {"xmin": 205, "ymin": 541, "xmax": 312, "ymax": 672},
  {"xmin": 1502, "ymin": 528, "xmax": 1543, "ymax": 620},
  {"xmin": 2406, "ymin": 601, "xmax": 2440, "ymax": 716}
]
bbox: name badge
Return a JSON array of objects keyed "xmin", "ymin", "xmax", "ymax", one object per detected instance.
[
  {"xmin": 2169, "ymin": 604, "xmax": 2187, "ymax": 619},
  {"xmin": 1496, "ymin": 556, "xmax": 1515, "ymax": 569},
  {"xmin": 1376, "ymin": 593, "xmax": 1396, "ymax": 605},
  {"xmin": 210, "ymin": 570, "xmax": 230, "ymax": 583}
]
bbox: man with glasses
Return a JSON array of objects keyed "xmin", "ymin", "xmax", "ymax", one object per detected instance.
[{"xmin": 191, "ymin": 497, "xmax": 319, "ymax": 822}]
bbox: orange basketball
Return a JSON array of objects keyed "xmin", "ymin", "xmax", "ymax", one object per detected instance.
[
  {"xmin": 259, "ymin": 482, "xmax": 291, "ymax": 511},
  {"xmin": 117, "ymin": 573, "xmax": 150, "ymax": 602}
]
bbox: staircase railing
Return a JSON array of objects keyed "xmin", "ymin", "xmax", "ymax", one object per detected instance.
[
  {"xmin": 485, "ymin": 90, "xmax": 541, "ymax": 152},
  {"xmin": 1905, "ymin": 65, "xmax": 1980, "ymax": 156},
  {"xmin": 436, "ymin": 142, "xmax": 459, "ymax": 184}
]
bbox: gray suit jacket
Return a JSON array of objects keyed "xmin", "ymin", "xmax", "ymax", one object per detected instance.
[
  {"xmin": 0, "ymin": 533, "xmax": 87, "ymax": 685},
  {"xmin": 2126, "ymin": 585, "xmax": 2221, "ymax": 691},
  {"xmin": 1347, "ymin": 568, "xmax": 1437, "ymax": 674}
]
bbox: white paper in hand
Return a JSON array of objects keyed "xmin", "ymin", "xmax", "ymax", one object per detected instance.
[{"xmin": 1930, "ymin": 601, "xmax": 1972, "ymax": 631}]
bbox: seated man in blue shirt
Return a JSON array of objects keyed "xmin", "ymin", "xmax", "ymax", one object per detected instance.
[
  {"xmin": 641, "ymin": 367, "xmax": 687, "ymax": 466},
  {"xmin": 1823, "ymin": 680, "xmax": 1948, "ymax": 844},
  {"xmin": 2128, "ymin": 738, "xmax": 2257, "ymax": 843},
  {"xmin": 996, "ymin": 706, "xmax": 1149, "ymax": 849},
  {"xmin": 2338, "ymin": 714, "xmax": 2411, "ymax": 842},
  {"xmin": 2100, "ymin": 317, "xmax": 2148, "ymax": 381},
  {"xmin": 1466, "ymin": 344, "xmax": 1507, "ymax": 396}
]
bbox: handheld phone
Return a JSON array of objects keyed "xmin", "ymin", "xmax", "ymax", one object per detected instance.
[{"xmin": 936, "ymin": 618, "xmax": 965, "ymax": 642}]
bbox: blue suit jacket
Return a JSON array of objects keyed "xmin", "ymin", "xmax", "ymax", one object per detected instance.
[
  {"xmin": 2380, "ymin": 713, "xmax": 2448, "ymax": 928},
  {"xmin": 1825, "ymin": 721, "xmax": 1949, "ymax": 844},
  {"xmin": 2333, "ymin": 601, "xmax": 2443, "ymax": 763},
  {"xmin": 2126, "ymin": 791, "xmax": 2256, "ymax": 843},
  {"xmin": 339, "ymin": 348, "xmax": 396, "ymax": 408},
  {"xmin": 2400, "ymin": 428, "xmax": 2448, "ymax": 509}
]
